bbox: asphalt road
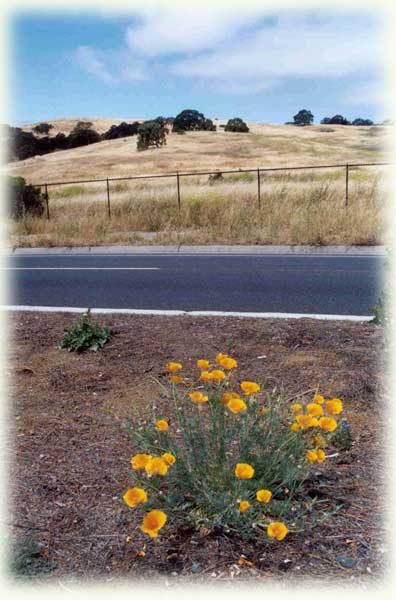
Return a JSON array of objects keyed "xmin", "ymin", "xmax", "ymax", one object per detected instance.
[{"xmin": 4, "ymin": 251, "xmax": 384, "ymax": 316}]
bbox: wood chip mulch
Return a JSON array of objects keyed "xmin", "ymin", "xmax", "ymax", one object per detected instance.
[{"xmin": 7, "ymin": 312, "xmax": 389, "ymax": 584}]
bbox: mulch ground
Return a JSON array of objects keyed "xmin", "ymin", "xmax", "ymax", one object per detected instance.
[{"xmin": 7, "ymin": 311, "xmax": 389, "ymax": 584}]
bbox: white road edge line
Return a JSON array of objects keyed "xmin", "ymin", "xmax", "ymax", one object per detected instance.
[
  {"xmin": 1, "ymin": 306, "xmax": 373, "ymax": 321},
  {"xmin": 4, "ymin": 253, "xmax": 384, "ymax": 259}
]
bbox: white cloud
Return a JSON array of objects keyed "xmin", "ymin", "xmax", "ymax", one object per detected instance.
[
  {"xmin": 170, "ymin": 15, "xmax": 383, "ymax": 90},
  {"xmin": 76, "ymin": 10, "xmax": 384, "ymax": 98},
  {"xmin": 75, "ymin": 46, "xmax": 115, "ymax": 84},
  {"xmin": 126, "ymin": 4, "xmax": 264, "ymax": 56},
  {"xmin": 343, "ymin": 80, "xmax": 384, "ymax": 106},
  {"xmin": 75, "ymin": 46, "xmax": 147, "ymax": 84}
]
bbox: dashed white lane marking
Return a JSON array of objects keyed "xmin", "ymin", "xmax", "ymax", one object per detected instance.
[{"xmin": 1, "ymin": 306, "xmax": 373, "ymax": 321}]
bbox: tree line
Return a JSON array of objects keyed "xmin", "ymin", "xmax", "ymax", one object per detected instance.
[
  {"xmin": 4, "ymin": 106, "xmax": 383, "ymax": 162},
  {"xmin": 288, "ymin": 109, "xmax": 377, "ymax": 127},
  {"xmin": 4, "ymin": 110, "xmax": 252, "ymax": 161}
]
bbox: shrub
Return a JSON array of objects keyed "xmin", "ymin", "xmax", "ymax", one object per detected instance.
[
  {"xmin": 32, "ymin": 122, "xmax": 54, "ymax": 135},
  {"xmin": 68, "ymin": 123, "xmax": 101, "ymax": 148},
  {"xmin": 102, "ymin": 121, "xmax": 139, "ymax": 140},
  {"xmin": 371, "ymin": 290, "xmax": 387, "ymax": 325},
  {"xmin": 7, "ymin": 176, "xmax": 44, "ymax": 219},
  {"xmin": 292, "ymin": 109, "xmax": 314, "ymax": 126},
  {"xmin": 137, "ymin": 120, "xmax": 167, "ymax": 151},
  {"xmin": 352, "ymin": 118, "xmax": 374, "ymax": 126},
  {"xmin": 58, "ymin": 309, "xmax": 113, "ymax": 352},
  {"xmin": 8, "ymin": 128, "xmax": 39, "ymax": 161},
  {"xmin": 173, "ymin": 109, "xmax": 215, "ymax": 132},
  {"xmin": 224, "ymin": 118, "xmax": 249, "ymax": 133},
  {"xmin": 321, "ymin": 115, "xmax": 350, "ymax": 125},
  {"xmin": 122, "ymin": 354, "xmax": 346, "ymax": 542}
]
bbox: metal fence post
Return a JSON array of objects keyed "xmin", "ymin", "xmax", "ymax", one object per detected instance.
[
  {"xmin": 106, "ymin": 178, "xmax": 111, "ymax": 218},
  {"xmin": 345, "ymin": 164, "xmax": 349, "ymax": 208},
  {"xmin": 44, "ymin": 183, "xmax": 50, "ymax": 220},
  {"xmin": 257, "ymin": 168, "xmax": 261, "ymax": 209},
  {"xmin": 176, "ymin": 173, "xmax": 181, "ymax": 212}
]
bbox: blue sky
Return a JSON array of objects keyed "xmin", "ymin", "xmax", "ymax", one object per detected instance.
[{"xmin": 10, "ymin": 7, "xmax": 385, "ymax": 125}]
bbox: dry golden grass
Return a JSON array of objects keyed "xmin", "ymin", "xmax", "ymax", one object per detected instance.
[
  {"xmin": 8, "ymin": 167, "xmax": 387, "ymax": 247},
  {"xmin": 6, "ymin": 118, "xmax": 392, "ymax": 184},
  {"xmin": 5, "ymin": 119, "xmax": 391, "ymax": 247}
]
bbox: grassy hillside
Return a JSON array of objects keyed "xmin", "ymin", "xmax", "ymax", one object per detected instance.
[
  {"xmin": 6, "ymin": 118, "xmax": 391, "ymax": 184},
  {"xmin": 5, "ymin": 119, "xmax": 392, "ymax": 248}
]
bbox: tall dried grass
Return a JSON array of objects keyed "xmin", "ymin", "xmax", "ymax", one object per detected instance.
[{"xmin": 9, "ymin": 169, "xmax": 387, "ymax": 247}]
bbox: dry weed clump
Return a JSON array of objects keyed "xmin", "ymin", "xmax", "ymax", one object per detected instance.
[
  {"xmin": 8, "ymin": 170, "xmax": 386, "ymax": 247},
  {"xmin": 123, "ymin": 354, "xmax": 347, "ymax": 542}
]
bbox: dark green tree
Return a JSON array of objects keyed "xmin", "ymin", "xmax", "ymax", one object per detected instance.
[
  {"xmin": 224, "ymin": 117, "xmax": 249, "ymax": 132},
  {"xmin": 68, "ymin": 122, "xmax": 101, "ymax": 148},
  {"xmin": 352, "ymin": 118, "xmax": 374, "ymax": 126},
  {"xmin": 32, "ymin": 122, "xmax": 54, "ymax": 135},
  {"xmin": 173, "ymin": 109, "xmax": 215, "ymax": 132},
  {"xmin": 292, "ymin": 109, "xmax": 314, "ymax": 126},
  {"xmin": 137, "ymin": 120, "xmax": 167, "ymax": 151},
  {"xmin": 322, "ymin": 114, "xmax": 350, "ymax": 125},
  {"xmin": 102, "ymin": 121, "xmax": 139, "ymax": 140}
]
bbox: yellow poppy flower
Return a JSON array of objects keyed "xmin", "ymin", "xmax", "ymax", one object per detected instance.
[
  {"xmin": 189, "ymin": 391, "xmax": 209, "ymax": 403},
  {"xmin": 318, "ymin": 416, "xmax": 337, "ymax": 432},
  {"xmin": 290, "ymin": 423, "xmax": 301, "ymax": 432},
  {"xmin": 316, "ymin": 449, "xmax": 326, "ymax": 462},
  {"xmin": 238, "ymin": 500, "xmax": 250, "ymax": 513},
  {"xmin": 145, "ymin": 457, "xmax": 169, "ymax": 476},
  {"xmin": 155, "ymin": 419, "xmax": 169, "ymax": 431},
  {"xmin": 140, "ymin": 510, "xmax": 167, "ymax": 538},
  {"xmin": 197, "ymin": 359, "xmax": 211, "ymax": 369},
  {"xmin": 296, "ymin": 414, "xmax": 316, "ymax": 429},
  {"xmin": 166, "ymin": 362, "xmax": 182, "ymax": 373},
  {"xmin": 123, "ymin": 487, "xmax": 148, "ymax": 507},
  {"xmin": 227, "ymin": 398, "xmax": 247, "ymax": 414},
  {"xmin": 235, "ymin": 463, "xmax": 255, "ymax": 479},
  {"xmin": 326, "ymin": 398, "xmax": 343, "ymax": 415},
  {"xmin": 307, "ymin": 403, "xmax": 324, "ymax": 417},
  {"xmin": 306, "ymin": 450, "xmax": 318, "ymax": 463},
  {"xmin": 200, "ymin": 371, "xmax": 213, "ymax": 381},
  {"xmin": 314, "ymin": 394, "xmax": 325, "ymax": 404},
  {"xmin": 169, "ymin": 375, "xmax": 183, "ymax": 384},
  {"xmin": 240, "ymin": 381, "xmax": 260, "ymax": 395},
  {"xmin": 162, "ymin": 452, "xmax": 176, "ymax": 465},
  {"xmin": 256, "ymin": 489, "xmax": 272, "ymax": 503},
  {"xmin": 221, "ymin": 391, "xmax": 241, "ymax": 406},
  {"xmin": 291, "ymin": 403, "xmax": 302, "ymax": 413},
  {"xmin": 216, "ymin": 353, "xmax": 229, "ymax": 364},
  {"xmin": 131, "ymin": 454, "xmax": 152, "ymax": 470},
  {"xmin": 267, "ymin": 521, "xmax": 288, "ymax": 540},
  {"xmin": 219, "ymin": 357, "xmax": 238, "ymax": 370},
  {"xmin": 211, "ymin": 369, "xmax": 226, "ymax": 382}
]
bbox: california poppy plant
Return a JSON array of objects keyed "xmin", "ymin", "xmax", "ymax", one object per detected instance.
[{"xmin": 140, "ymin": 510, "xmax": 167, "ymax": 538}]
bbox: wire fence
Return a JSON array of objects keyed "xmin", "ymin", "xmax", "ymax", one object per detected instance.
[{"xmin": 30, "ymin": 161, "xmax": 393, "ymax": 220}]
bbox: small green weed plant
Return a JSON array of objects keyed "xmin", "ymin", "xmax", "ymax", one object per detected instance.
[
  {"xmin": 10, "ymin": 537, "xmax": 54, "ymax": 579},
  {"xmin": 122, "ymin": 353, "xmax": 345, "ymax": 542},
  {"xmin": 58, "ymin": 309, "xmax": 112, "ymax": 352}
]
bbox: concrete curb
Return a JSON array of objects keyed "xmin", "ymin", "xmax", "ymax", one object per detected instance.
[
  {"xmin": 2, "ymin": 306, "xmax": 373, "ymax": 322},
  {"xmin": 6, "ymin": 245, "xmax": 387, "ymax": 256}
]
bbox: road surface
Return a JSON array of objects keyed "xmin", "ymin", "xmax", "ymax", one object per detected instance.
[{"xmin": 4, "ymin": 250, "xmax": 384, "ymax": 316}]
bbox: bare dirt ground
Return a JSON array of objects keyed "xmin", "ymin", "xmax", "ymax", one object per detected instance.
[{"xmin": 7, "ymin": 312, "xmax": 388, "ymax": 585}]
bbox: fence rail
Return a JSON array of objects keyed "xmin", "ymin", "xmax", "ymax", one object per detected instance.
[{"xmin": 30, "ymin": 161, "xmax": 393, "ymax": 220}]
